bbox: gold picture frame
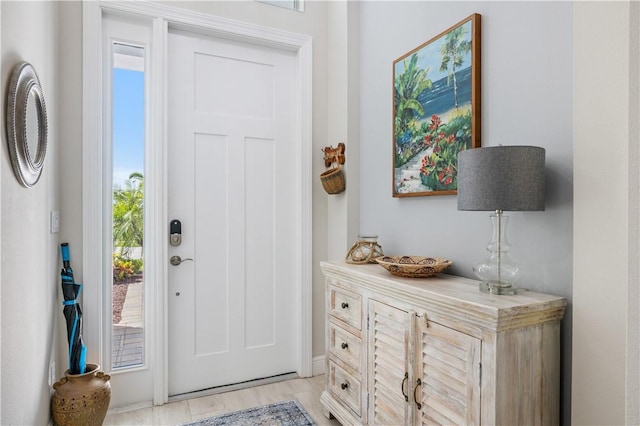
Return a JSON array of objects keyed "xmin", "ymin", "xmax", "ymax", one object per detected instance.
[{"xmin": 393, "ymin": 14, "xmax": 481, "ymax": 197}]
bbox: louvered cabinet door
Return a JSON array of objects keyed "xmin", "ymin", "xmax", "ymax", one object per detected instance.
[
  {"xmin": 415, "ymin": 319, "xmax": 481, "ymax": 426},
  {"xmin": 368, "ymin": 300, "xmax": 411, "ymax": 425}
]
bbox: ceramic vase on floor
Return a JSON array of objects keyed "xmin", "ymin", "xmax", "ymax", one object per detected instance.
[{"xmin": 51, "ymin": 363, "xmax": 111, "ymax": 426}]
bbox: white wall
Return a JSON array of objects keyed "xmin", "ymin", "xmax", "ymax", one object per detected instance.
[
  {"xmin": 629, "ymin": 4, "xmax": 640, "ymax": 422},
  {"xmin": 326, "ymin": 1, "xmax": 361, "ymax": 263},
  {"xmin": 358, "ymin": 1, "xmax": 573, "ymax": 423},
  {"xmin": 57, "ymin": 0, "xmax": 83, "ymax": 386},
  {"xmin": 0, "ymin": 2, "xmax": 61, "ymax": 424},
  {"xmin": 573, "ymin": 2, "xmax": 639, "ymax": 424}
]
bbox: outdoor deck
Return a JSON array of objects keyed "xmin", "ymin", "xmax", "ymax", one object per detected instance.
[{"xmin": 112, "ymin": 282, "xmax": 144, "ymax": 368}]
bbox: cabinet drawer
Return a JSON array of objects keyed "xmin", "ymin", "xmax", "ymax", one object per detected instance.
[
  {"xmin": 328, "ymin": 360, "xmax": 361, "ymax": 417},
  {"xmin": 329, "ymin": 321, "xmax": 362, "ymax": 372},
  {"xmin": 329, "ymin": 286, "xmax": 362, "ymax": 330}
]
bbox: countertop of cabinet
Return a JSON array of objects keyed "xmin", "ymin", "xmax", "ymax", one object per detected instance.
[{"xmin": 321, "ymin": 261, "xmax": 567, "ymax": 333}]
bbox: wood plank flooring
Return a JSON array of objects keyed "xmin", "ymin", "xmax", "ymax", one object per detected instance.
[
  {"xmin": 112, "ymin": 281, "xmax": 144, "ymax": 369},
  {"xmin": 104, "ymin": 375, "xmax": 341, "ymax": 425},
  {"xmin": 112, "ymin": 326, "xmax": 143, "ymax": 368}
]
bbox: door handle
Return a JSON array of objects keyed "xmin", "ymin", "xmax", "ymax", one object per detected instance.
[
  {"xmin": 401, "ymin": 372, "xmax": 409, "ymax": 402},
  {"xmin": 414, "ymin": 379, "xmax": 422, "ymax": 410},
  {"xmin": 170, "ymin": 255, "xmax": 193, "ymax": 266}
]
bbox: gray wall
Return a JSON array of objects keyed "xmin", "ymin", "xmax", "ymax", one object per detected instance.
[
  {"xmin": 1, "ymin": 2, "xmax": 62, "ymax": 424},
  {"xmin": 357, "ymin": 1, "xmax": 573, "ymax": 423}
]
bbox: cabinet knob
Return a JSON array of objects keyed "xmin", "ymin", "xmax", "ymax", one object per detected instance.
[
  {"xmin": 341, "ymin": 342, "xmax": 349, "ymax": 350},
  {"xmin": 341, "ymin": 382, "xmax": 349, "ymax": 390},
  {"xmin": 341, "ymin": 302, "xmax": 349, "ymax": 309}
]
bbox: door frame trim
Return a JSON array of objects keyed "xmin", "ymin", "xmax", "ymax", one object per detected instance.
[{"xmin": 83, "ymin": 1, "xmax": 313, "ymax": 406}]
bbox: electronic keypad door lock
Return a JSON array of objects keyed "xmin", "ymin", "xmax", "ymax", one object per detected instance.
[{"xmin": 170, "ymin": 219, "xmax": 182, "ymax": 246}]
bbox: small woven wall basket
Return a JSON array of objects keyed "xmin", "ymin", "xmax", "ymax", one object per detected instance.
[{"xmin": 320, "ymin": 166, "xmax": 345, "ymax": 194}]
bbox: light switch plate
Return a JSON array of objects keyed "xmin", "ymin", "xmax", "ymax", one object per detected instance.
[
  {"xmin": 51, "ymin": 211, "xmax": 60, "ymax": 234},
  {"xmin": 49, "ymin": 361, "xmax": 56, "ymax": 386}
]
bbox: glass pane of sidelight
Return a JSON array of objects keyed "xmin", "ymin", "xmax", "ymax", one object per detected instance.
[
  {"xmin": 111, "ymin": 43, "xmax": 145, "ymax": 370},
  {"xmin": 256, "ymin": 0, "xmax": 304, "ymax": 11}
]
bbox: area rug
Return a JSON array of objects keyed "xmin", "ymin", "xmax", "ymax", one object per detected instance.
[{"xmin": 183, "ymin": 399, "xmax": 316, "ymax": 426}]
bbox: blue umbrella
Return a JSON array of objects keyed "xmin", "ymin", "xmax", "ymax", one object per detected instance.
[{"xmin": 60, "ymin": 243, "xmax": 86, "ymax": 375}]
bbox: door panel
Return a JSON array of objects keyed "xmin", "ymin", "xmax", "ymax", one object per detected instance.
[
  {"xmin": 168, "ymin": 30, "xmax": 297, "ymax": 396},
  {"xmin": 194, "ymin": 52, "xmax": 274, "ymax": 119},
  {"xmin": 368, "ymin": 300, "xmax": 411, "ymax": 425},
  {"xmin": 415, "ymin": 320, "xmax": 481, "ymax": 426},
  {"xmin": 193, "ymin": 133, "xmax": 229, "ymax": 356},
  {"xmin": 245, "ymin": 136, "xmax": 276, "ymax": 348}
]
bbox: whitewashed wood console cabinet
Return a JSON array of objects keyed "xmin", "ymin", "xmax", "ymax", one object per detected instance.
[{"xmin": 320, "ymin": 261, "xmax": 566, "ymax": 426}]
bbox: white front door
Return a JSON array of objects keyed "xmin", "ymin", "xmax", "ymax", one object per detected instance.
[{"xmin": 167, "ymin": 29, "xmax": 299, "ymax": 396}]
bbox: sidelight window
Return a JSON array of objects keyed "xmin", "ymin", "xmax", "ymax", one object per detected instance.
[{"xmin": 111, "ymin": 43, "xmax": 145, "ymax": 370}]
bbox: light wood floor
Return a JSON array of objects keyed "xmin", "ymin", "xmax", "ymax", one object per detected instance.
[{"xmin": 104, "ymin": 375, "xmax": 342, "ymax": 425}]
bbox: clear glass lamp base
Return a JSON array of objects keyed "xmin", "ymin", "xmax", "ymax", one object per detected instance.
[
  {"xmin": 475, "ymin": 260, "xmax": 522, "ymax": 295},
  {"xmin": 479, "ymin": 281, "xmax": 519, "ymax": 295},
  {"xmin": 474, "ymin": 212, "xmax": 523, "ymax": 296}
]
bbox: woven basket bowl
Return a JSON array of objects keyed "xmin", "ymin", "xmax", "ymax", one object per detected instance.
[{"xmin": 376, "ymin": 255, "xmax": 453, "ymax": 278}]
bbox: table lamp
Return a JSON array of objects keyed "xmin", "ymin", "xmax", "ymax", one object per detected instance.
[{"xmin": 457, "ymin": 146, "xmax": 545, "ymax": 294}]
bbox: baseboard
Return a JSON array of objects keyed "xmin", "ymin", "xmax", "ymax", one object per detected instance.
[
  {"xmin": 168, "ymin": 372, "xmax": 299, "ymax": 403},
  {"xmin": 107, "ymin": 359, "xmax": 326, "ymax": 414},
  {"xmin": 312, "ymin": 355, "xmax": 325, "ymax": 376}
]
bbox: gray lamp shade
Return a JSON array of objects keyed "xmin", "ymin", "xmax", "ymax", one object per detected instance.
[{"xmin": 457, "ymin": 146, "xmax": 545, "ymax": 211}]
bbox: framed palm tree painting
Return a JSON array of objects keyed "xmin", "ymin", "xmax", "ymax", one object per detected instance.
[{"xmin": 393, "ymin": 14, "xmax": 481, "ymax": 197}]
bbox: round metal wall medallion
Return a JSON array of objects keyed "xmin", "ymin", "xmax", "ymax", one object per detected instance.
[{"xmin": 6, "ymin": 61, "xmax": 48, "ymax": 188}]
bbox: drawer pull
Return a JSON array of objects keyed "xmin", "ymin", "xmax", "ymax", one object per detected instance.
[
  {"xmin": 341, "ymin": 302, "xmax": 349, "ymax": 309},
  {"xmin": 401, "ymin": 372, "xmax": 408, "ymax": 402},
  {"xmin": 341, "ymin": 342, "xmax": 349, "ymax": 350},
  {"xmin": 414, "ymin": 379, "xmax": 422, "ymax": 410},
  {"xmin": 341, "ymin": 382, "xmax": 349, "ymax": 390}
]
